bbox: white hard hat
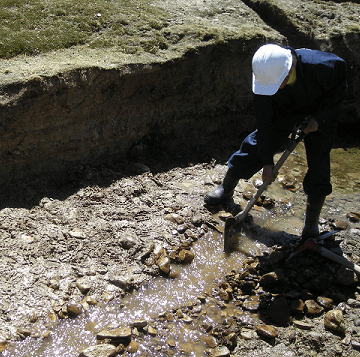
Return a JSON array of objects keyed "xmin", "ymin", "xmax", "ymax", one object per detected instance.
[{"xmin": 252, "ymin": 44, "xmax": 293, "ymax": 95}]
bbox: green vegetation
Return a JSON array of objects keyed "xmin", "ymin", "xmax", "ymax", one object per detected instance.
[{"xmin": 0, "ymin": 0, "xmax": 172, "ymax": 59}]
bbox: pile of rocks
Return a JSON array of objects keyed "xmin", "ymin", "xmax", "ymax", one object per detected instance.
[{"xmin": 78, "ymin": 234, "xmax": 360, "ymax": 357}]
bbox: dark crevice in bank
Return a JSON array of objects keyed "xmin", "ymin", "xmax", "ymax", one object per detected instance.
[{"xmin": 241, "ymin": 0, "xmax": 316, "ymax": 48}]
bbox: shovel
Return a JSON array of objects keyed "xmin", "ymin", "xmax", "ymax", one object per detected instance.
[{"xmin": 224, "ymin": 124, "xmax": 306, "ymax": 253}]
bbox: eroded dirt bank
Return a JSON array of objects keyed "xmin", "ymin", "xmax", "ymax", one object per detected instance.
[{"xmin": 0, "ymin": 0, "xmax": 359, "ymax": 185}]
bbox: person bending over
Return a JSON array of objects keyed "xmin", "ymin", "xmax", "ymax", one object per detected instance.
[{"xmin": 205, "ymin": 43, "xmax": 347, "ymax": 240}]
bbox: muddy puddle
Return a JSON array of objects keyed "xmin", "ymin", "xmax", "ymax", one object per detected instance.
[{"xmin": 3, "ymin": 142, "xmax": 360, "ymax": 357}]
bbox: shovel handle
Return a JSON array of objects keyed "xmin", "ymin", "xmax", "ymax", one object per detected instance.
[
  {"xmin": 313, "ymin": 245, "xmax": 360, "ymax": 276},
  {"xmin": 234, "ymin": 127, "xmax": 305, "ymax": 225}
]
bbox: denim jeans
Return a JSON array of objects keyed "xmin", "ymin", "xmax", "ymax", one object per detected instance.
[{"xmin": 227, "ymin": 127, "xmax": 335, "ymax": 197}]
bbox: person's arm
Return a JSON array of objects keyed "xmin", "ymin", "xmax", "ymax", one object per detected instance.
[{"xmin": 253, "ymin": 94, "xmax": 278, "ymax": 167}]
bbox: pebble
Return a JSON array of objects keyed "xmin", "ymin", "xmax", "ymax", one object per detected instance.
[
  {"xmin": 79, "ymin": 344, "xmax": 117, "ymax": 357},
  {"xmin": 147, "ymin": 326, "xmax": 157, "ymax": 336},
  {"xmin": 165, "ymin": 213, "xmax": 185, "ymax": 225},
  {"xmin": 178, "ymin": 249, "xmax": 195, "ymax": 264},
  {"xmin": 256, "ymin": 324, "xmax": 278, "ymax": 338},
  {"xmin": 167, "ymin": 339, "xmax": 176, "ymax": 347},
  {"xmin": 317, "ymin": 296, "xmax": 334, "ymax": 309},
  {"xmin": 331, "ymin": 219, "xmax": 350, "ymax": 230},
  {"xmin": 126, "ymin": 340, "xmax": 139, "ymax": 353},
  {"xmin": 260, "ymin": 271, "xmax": 281, "ymax": 285},
  {"xmin": 204, "ymin": 336, "xmax": 218, "ymax": 348},
  {"xmin": 132, "ymin": 319, "xmax": 147, "ymax": 328},
  {"xmin": 182, "ymin": 314, "xmax": 193, "ymax": 323},
  {"xmin": 240, "ymin": 328, "xmax": 257, "ymax": 340},
  {"xmin": 324, "ymin": 310, "xmax": 346, "ymax": 333},
  {"xmin": 209, "ymin": 345, "xmax": 231, "ymax": 357},
  {"xmin": 305, "ymin": 300, "xmax": 324, "ymax": 316},
  {"xmin": 157, "ymin": 255, "xmax": 171, "ymax": 275},
  {"xmin": 290, "ymin": 299, "xmax": 305, "ymax": 314},
  {"xmin": 347, "ymin": 298, "xmax": 360, "ymax": 308},
  {"xmin": 0, "ymin": 340, "xmax": 7, "ymax": 353},
  {"xmin": 352, "ymin": 340, "xmax": 360, "ymax": 350},
  {"xmin": 346, "ymin": 212, "xmax": 360, "ymax": 222},
  {"xmin": 67, "ymin": 303, "xmax": 83, "ymax": 317}
]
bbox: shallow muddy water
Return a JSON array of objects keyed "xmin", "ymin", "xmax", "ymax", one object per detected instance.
[{"xmin": 3, "ymin": 142, "xmax": 360, "ymax": 357}]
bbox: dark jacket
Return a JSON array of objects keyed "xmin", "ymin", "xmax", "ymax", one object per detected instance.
[{"xmin": 253, "ymin": 47, "xmax": 347, "ymax": 167}]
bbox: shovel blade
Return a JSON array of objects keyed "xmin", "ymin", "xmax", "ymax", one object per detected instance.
[{"xmin": 224, "ymin": 217, "xmax": 235, "ymax": 253}]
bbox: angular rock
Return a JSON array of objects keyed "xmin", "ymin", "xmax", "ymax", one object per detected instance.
[
  {"xmin": 256, "ymin": 324, "xmax": 278, "ymax": 339},
  {"xmin": 317, "ymin": 296, "xmax": 334, "ymax": 310},
  {"xmin": 305, "ymin": 300, "xmax": 324, "ymax": 316},
  {"xmin": 324, "ymin": 310, "xmax": 346, "ymax": 333},
  {"xmin": 76, "ymin": 278, "xmax": 92, "ymax": 295}
]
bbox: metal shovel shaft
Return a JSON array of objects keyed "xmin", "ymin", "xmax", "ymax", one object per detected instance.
[{"xmin": 223, "ymin": 127, "xmax": 306, "ymax": 252}]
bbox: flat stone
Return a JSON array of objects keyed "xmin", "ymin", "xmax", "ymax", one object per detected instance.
[
  {"xmin": 97, "ymin": 327, "xmax": 132, "ymax": 341},
  {"xmin": 293, "ymin": 320, "xmax": 315, "ymax": 330},
  {"xmin": 131, "ymin": 319, "xmax": 148, "ymax": 328},
  {"xmin": 79, "ymin": 344, "xmax": 117, "ymax": 357},
  {"xmin": 240, "ymin": 328, "xmax": 257, "ymax": 340}
]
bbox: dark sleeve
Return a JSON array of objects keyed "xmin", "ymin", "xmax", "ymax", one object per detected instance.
[
  {"xmin": 253, "ymin": 94, "xmax": 278, "ymax": 167},
  {"xmin": 311, "ymin": 59, "xmax": 347, "ymax": 129}
]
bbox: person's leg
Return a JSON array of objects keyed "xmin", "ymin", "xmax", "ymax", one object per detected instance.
[
  {"xmin": 204, "ymin": 130, "xmax": 263, "ymax": 205},
  {"xmin": 301, "ymin": 130, "xmax": 334, "ymax": 240}
]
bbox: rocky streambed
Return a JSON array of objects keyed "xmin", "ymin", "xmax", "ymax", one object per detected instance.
[{"xmin": 0, "ymin": 141, "xmax": 359, "ymax": 357}]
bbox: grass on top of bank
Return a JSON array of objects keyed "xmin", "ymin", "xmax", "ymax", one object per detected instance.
[
  {"xmin": 0, "ymin": 0, "xmax": 233, "ymax": 60},
  {"xmin": 0, "ymin": 0, "xmax": 173, "ymax": 59}
]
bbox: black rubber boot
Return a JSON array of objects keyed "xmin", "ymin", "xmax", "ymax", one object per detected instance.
[
  {"xmin": 301, "ymin": 195, "xmax": 326, "ymax": 241},
  {"xmin": 204, "ymin": 169, "xmax": 239, "ymax": 206}
]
